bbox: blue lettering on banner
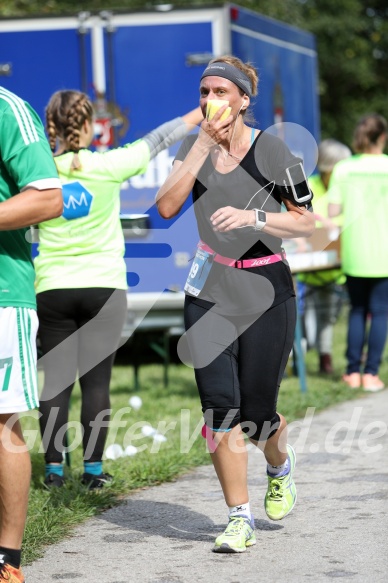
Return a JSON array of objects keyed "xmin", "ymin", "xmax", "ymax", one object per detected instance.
[{"xmin": 62, "ymin": 181, "xmax": 93, "ymax": 220}]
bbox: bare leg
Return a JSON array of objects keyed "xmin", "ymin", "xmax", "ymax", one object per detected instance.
[
  {"xmin": 210, "ymin": 424, "xmax": 249, "ymax": 507},
  {"xmin": 210, "ymin": 415, "xmax": 288, "ymax": 506},
  {"xmin": 249, "ymin": 413, "xmax": 288, "ymax": 466},
  {"xmin": 0, "ymin": 414, "xmax": 30, "ymax": 549}
]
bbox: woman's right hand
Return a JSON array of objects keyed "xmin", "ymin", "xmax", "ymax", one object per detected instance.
[
  {"xmin": 156, "ymin": 105, "xmax": 232, "ymax": 220},
  {"xmin": 197, "ymin": 104, "xmax": 233, "ymax": 149}
]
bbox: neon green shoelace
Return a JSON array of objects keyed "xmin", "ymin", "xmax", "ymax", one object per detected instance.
[
  {"xmin": 224, "ymin": 517, "xmax": 249, "ymax": 536},
  {"xmin": 268, "ymin": 477, "xmax": 285, "ymax": 499}
]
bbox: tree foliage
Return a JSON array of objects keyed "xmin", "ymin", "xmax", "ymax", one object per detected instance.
[
  {"xmin": 298, "ymin": 0, "xmax": 388, "ymax": 145},
  {"xmin": 1, "ymin": 0, "xmax": 387, "ymax": 145}
]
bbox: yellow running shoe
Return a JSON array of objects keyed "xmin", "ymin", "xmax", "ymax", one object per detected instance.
[
  {"xmin": 265, "ymin": 444, "xmax": 297, "ymax": 521},
  {"xmin": 213, "ymin": 515, "xmax": 256, "ymax": 553}
]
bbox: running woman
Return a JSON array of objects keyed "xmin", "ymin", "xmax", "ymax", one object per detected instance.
[
  {"xmin": 0, "ymin": 86, "xmax": 62, "ymax": 583},
  {"xmin": 35, "ymin": 90, "xmax": 202, "ymax": 489},
  {"xmin": 157, "ymin": 56, "xmax": 315, "ymax": 553}
]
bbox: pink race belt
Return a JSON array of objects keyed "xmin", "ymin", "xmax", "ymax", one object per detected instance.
[{"xmin": 198, "ymin": 241, "xmax": 285, "ymax": 269}]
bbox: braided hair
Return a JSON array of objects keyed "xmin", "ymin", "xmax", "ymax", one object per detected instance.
[{"xmin": 45, "ymin": 90, "xmax": 94, "ymax": 170}]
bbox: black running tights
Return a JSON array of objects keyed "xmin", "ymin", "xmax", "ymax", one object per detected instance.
[{"xmin": 37, "ymin": 288, "xmax": 127, "ymax": 464}]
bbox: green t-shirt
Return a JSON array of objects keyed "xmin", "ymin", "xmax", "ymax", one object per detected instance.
[
  {"xmin": 0, "ymin": 87, "xmax": 61, "ymax": 309},
  {"xmin": 34, "ymin": 141, "xmax": 150, "ymax": 293},
  {"xmin": 328, "ymin": 154, "xmax": 388, "ymax": 277}
]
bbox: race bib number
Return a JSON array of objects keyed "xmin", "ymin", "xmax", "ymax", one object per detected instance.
[{"xmin": 184, "ymin": 247, "xmax": 214, "ymax": 297}]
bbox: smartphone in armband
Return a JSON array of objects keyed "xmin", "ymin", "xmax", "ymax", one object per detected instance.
[{"xmin": 284, "ymin": 163, "xmax": 313, "ymax": 204}]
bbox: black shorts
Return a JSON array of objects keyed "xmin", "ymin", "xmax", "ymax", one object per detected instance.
[{"xmin": 184, "ymin": 295, "xmax": 296, "ymax": 440}]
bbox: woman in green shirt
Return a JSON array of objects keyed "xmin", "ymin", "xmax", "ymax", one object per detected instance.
[
  {"xmin": 328, "ymin": 113, "xmax": 388, "ymax": 392},
  {"xmin": 36, "ymin": 90, "xmax": 202, "ymax": 488}
]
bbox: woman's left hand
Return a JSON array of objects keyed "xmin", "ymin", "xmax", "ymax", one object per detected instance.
[{"xmin": 210, "ymin": 206, "xmax": 255, "ymax": 232}]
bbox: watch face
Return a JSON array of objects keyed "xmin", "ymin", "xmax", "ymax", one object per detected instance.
[{"xmin": 254, "ymin": 209, "xmax": 266, "ymax": 231}]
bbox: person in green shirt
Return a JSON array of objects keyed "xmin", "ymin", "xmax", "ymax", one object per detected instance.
[
  {"xmin": 0, "ymin": 86, "xmax": 62, "ymax": 583},
  {"xmin": 35, "ymin": 89, "xmax": 203, "ymax": 489},
  {"xmin": 297, "ymin": 139, "xmax": 351, "ymax": 374},
  {"xmin": 329, "ymin": 113, "xmax": 388, "ymax": 392}
]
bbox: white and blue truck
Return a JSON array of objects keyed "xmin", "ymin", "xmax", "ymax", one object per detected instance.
[{"xmin": 0, "ymin": 3, "xmax": 319, "ymax": 380}]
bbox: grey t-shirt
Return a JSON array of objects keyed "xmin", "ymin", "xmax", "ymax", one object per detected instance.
[{"xmin": 175, "ymin": 131, "xmax": 307, "ymax": 315}]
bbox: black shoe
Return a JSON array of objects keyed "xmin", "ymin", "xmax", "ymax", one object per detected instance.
[
  {"xmin": 319, "ymin": 353, "xmax": 333, "ymax": 375},
  {"xmin": 81, "ymin": 472, "xmax": 113, "ymax": 490},
  {"xmin": 44, "ymin": 473, "xmax": 65, "ymax": 488}
]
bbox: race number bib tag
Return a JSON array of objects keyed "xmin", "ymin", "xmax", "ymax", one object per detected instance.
[{"xmin": 184, "ymin": 247, "xmax": 214, "ymax": 297}]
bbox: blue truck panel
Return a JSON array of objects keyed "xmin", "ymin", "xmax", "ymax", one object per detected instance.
[
  {"xmin": 0, "ymin": 27, "xmax": 92, "ymax": 120},
  {"xmin": 230, "ymin": 4, "xmax": 316, "ymax": 50},
  {"xmin": 113, "ymin": 21, "xmax": 213, "ymax": 140}
]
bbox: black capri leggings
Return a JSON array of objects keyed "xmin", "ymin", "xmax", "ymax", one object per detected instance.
[
  {"xmin": 184, "ymin": 296, "xmax": 296, "ymax": 441},
  {"xmin": 37, "ymin": 288, "xmax": 127, "ymax": 464}
]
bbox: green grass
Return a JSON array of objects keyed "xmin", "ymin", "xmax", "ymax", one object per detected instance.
[{"xmin": 20, "ymin": 306, "xmax": 388, "ymax": 563}]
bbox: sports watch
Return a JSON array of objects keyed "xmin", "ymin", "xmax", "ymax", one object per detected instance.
[{"xmin": 253, "ymin": 209, "xmax": 267, "ymax": 231}]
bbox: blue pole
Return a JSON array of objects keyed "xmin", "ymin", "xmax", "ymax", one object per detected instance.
[{"xmin": 294, "ymin": 305, "xmax": 307, "ymax": 393}]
